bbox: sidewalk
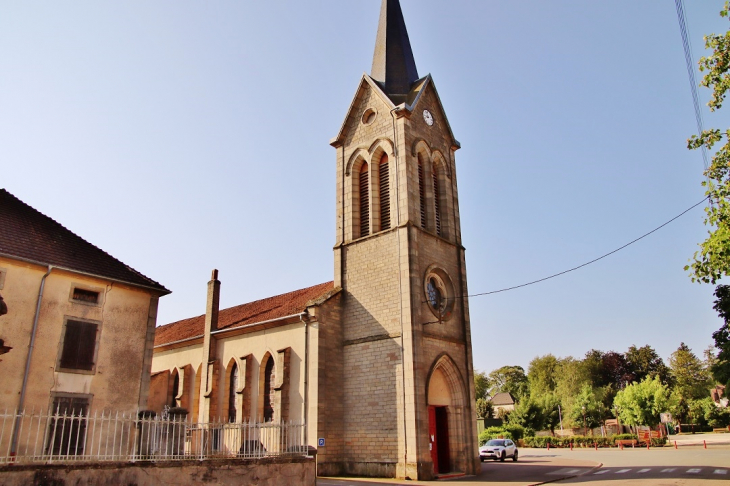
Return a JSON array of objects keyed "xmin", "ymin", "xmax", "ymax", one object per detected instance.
[{"xmin": 668, "ymin": 432, "xmax": 730, "ymax": 446}]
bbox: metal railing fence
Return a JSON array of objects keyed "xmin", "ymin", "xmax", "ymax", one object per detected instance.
[{"xmin": 0, "ymin": 408, "xmax": 306, "ymax": 465}]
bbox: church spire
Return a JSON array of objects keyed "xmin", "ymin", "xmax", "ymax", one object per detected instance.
[{"xmin": 371, "ymin": 0, "xmax": 419, "ymax": 97}]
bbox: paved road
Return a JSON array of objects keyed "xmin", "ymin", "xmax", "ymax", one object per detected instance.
[
  {"xmin": 319, "ymin": 451, "xmax": 599, "ymax": 486},
  {"xmin": 556, "ymin": 447, "xmax": 730, "ymax": 485},
  {"xmin": 318, "ymin": 445, "xmax": 730, "ymax": 486}
]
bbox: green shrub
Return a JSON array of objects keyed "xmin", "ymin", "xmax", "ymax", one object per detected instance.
[
  {"xmin": 651, "ymin": 437, "xmax": 667, "ymax": 447},
  {"xmin": 479, "ymin": 427, "xmax": 513, "ymax": 445},
  {"xmin": 611, "ymin": 434, "xmax": 638, "ymax": 444},
  {"xmin": 502, "ymin": 424, "xmax": 526, "ymax": 440},
  {"xmin": 523, "ymin": 434, "xmax": 646, "ymax": 448}
]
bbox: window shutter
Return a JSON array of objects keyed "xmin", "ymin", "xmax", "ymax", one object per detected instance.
[
  {"xmin": 60, "ymin": 320, "xmax": 97, "ymax": 371},
  {"xmin": 418, "ymin": 158, "xmax": 426, "ymax": 229},
  {"xmin": 379, "ymin": 155, "xmax": 390, "ymax": 231},
  {"xmin": 359, "ymin": 163, "xmax": 370, "ymax": 237},
  {"xmin": 433, "ymin": 170, "xmax": 441, "ymax": 236}
]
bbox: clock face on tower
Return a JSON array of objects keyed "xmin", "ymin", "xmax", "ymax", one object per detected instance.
[{"xmin": 423, "ymin": 110, "xmax": 434, "ymax": 126}]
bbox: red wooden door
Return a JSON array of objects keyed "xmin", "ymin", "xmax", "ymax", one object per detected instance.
[
  {"xmin": 428, "ymin": 406, "xmax": 439, "ymax": 473},
  {"xmin": 436, "ymin": 407, "xmax": 450, "ymax": 472}
]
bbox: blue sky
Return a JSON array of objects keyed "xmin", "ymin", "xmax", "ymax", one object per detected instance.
[{"xmin": 2, "ymin": 1, "xmax": 728, "ymax": 375}]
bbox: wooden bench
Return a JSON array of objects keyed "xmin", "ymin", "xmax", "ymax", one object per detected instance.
[
  {"xmin": 712, "ymin": 428, "xmax": 729, "ymax": 433},
  {"xmin": 615, "ymin": 439, "xmax": 638, "ymax": 447}
]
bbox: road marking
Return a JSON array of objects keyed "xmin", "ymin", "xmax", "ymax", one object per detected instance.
[
  {"xmin": 661, "ymin": 468, "xmax": 676, "ymax": 473},
  {"xmin": 616, "ymin": 469, "xmax": 631, "ymax": 474},
  {"xmin": 687, "ymin": 468, "xmax": 701, "ymax": 474},
  {"xmin": 638, "ymin": 468, "xmax": 651, "ymax": 473},
  {"xmin": 547, "ymin": 468, "xmax": 582, "ymax": 476},
  {"xmin": 593, "ymin": 470, "xmax": 609, "ymax": 475},
  {"xmin": 715, "ymin": 470, "xmax": 728, "ymax": 475}
]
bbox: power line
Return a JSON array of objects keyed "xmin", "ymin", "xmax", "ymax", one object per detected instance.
[
  {"xmin": 452, "ymin": 197, "xmax": 709, "ymax": 301},
  {"xmin": 675, "ymin": 0, "xmax": 710, "ymax": 171}
]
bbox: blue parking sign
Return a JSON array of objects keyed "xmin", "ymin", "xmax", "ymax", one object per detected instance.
[{"xmin": 318, "ymin": 438, "xmax": 325, "ymax": 447}]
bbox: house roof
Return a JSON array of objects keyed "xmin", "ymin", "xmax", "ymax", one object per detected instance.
[
  {"xmin": 0, "ymin": 189, "xmax": 169, "ymax": 294},
  {"xmin": 491, "ymin": 392, "xmax": 516, "ymax": 406},
  {"xmin": 154, "ymin": 281, "xmax": 335, "ymax": 347}
]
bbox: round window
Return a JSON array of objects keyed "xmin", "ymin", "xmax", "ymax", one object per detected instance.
[
  {"xmin": 423, "ymin": 267, "xmax": 454, "ymax": 320},
  {"xmin": 361, "ymin": 108, "xmax": 377, "ymax": 125}
]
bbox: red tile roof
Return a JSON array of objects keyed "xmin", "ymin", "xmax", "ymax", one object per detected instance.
[
  {"xmin": 154, "ymin": 281, "xmax": 335, "ymax": 346},
  {"xmin": 0, "ymin": 189, "xmax": 169, "ymax": 293}
]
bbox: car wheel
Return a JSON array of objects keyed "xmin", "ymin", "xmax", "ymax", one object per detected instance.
[
  {"xmin": 512, "ymin": 450, "xmax": 518, "ymax": 462},
  {"xmin": 500, "ymin": 451, "xmax": 506, "ymax": 462},
  {"xmin": 480, "ymin": 457, "xmax": 484, "ymax": 462}
]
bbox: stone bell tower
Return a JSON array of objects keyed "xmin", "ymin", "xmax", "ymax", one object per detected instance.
[{"xmin": 326, "ymin": 0, "xmax": 480, "ymax": 479}]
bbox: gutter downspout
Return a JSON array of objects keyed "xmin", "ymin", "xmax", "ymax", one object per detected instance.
[{"xmin": 11, "ymin": 265, "xmax": 53, "ymax": 456}]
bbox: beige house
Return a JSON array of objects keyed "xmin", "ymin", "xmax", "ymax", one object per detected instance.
[
  {"xmin": 490, "ymin": 392, "xmax": 517, "ymax": 416},
  {"xmin": 0, "ymin": 189, "xmax": 169, "ymax": 428},
  {"xmin": 150, "ymin": 0, "xmax": 480, "ymax": 480}
]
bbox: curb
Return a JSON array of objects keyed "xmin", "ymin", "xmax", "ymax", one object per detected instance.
[{"xmin": 528, "ymin": 462, "xmax": 603, "ymax": 486}]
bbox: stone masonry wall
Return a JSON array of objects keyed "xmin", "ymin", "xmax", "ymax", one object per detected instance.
[
  {"xmin": 0, "ymin": 457, "xmax": 315, "ymax": 486},
  {"xmin": 342, "ymin": 232, "xmax": 401, "ymax": 341},
  {"xmin": 343, "ymin": 337, "xmax": 401, "ymax": 465}
]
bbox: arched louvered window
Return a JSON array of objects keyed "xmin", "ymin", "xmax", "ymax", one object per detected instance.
[
  {"xmin": 228, "ymin": 362, "xmax": 238, "ymax": 422},
  {"xmin": 418, "ymin": 155, "xmax": 426, "ymax": 229},
  {"xmin": 359, "ymin": 162, "xmax": 370, "ymax": 237},
  {"xmin": 433, "ymin": 168, "xmax": 442, "ymax": 236},
  {"xmin": 379, "ymin": 154, "xmax": 390, "ymax": 231},
  {"xmin": 263, "ymin": 357, "xmax": 275, "ymax": 422}
]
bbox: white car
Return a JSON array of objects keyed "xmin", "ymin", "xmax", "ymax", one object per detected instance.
[{"xmin": 480, "ymin": 439, "xmax": 518, "ymax": 462}]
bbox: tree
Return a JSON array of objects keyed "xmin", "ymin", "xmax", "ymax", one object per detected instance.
[
  {"xmin": 582, "ymin": 350, "xmax": 606, "ymax": 387},
  {"xmin": 613, "ymin": 376, "xmax": 671, "ymax": 428},
  {"xmin": 711, "ymin": 285, "xmax": 730, "ymax": 387},
  {"xmin": 567, "ymin": 385, "xmax": 603, "ymax": 434},
  {"xmin": 539, "ymin": 393, "xmax": 562, "ymax": 435},
  {"xmin": 475, "ymin": 398, "xmax": 493, "ymax": 419},
  {"xmin": 686, "ymin": 2, "xmax": 730, "ymax": 283},
  {"xmin": 555, "ymin": 358, "xmax": 590, "ymax": 401},
  {"xmin": 527, "ymin": 355, "xmax": 560, "ymax": 397},
  {"xmin": 669, "ymin": 343, "xmax": 712, "ymax": 401},
  {"xmin": 600, "ymin": 351, "xmax": 634, "ymax": 389},
  {"xmin": 625, "ymin": 345, "xmax": 671, "ymax": 385},
  {"xmin": 507, "ymin": 396, "xmax": 544, "ymax": 431},
  {"xmin": 486, "ymin": 366, "xmax": 529, "ymax": 400},
  {"xmin": 474, "ymin": 370, "xmax": 490, "ymax": 401}
]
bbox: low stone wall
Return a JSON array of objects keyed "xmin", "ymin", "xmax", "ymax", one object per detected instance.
[{"xmin": 0, "ymin": 456, "xmax": 315, "ymax": 486}]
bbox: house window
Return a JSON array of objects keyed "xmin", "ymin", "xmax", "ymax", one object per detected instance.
[
  {"xmin": 379, "ymin": 154, "xmax": 391, "ymax": 231},
  {"xmin": 69, "ymin": 285, "xmax": 102, "ymax": 306},
  {"xmin": 57, "ymin": 319, "xmax": 100, "ymax": 372},
  {"xmin": 359, "ymin": 162, "xmax": 370, "ymax": 237},
  {"xmin": 0, "ymin": 268, "xmax": 6, "ymax": 290},
  {"xmin": 263, "ymin": 357, "xmax": 275, "ymax": 422},
  {"xmin": 72, "ymin": 288, "xmax": 100, "ymax": 304},
  {"xmin": 47, "ymin": 394, "xmax": 90, "ymax": 456},
  {"xmin": 228, "ymin": 362, "xmax": 238, "ymax": 423}
]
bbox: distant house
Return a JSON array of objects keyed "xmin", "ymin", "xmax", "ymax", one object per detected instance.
[
  {"xmin": 711, "ymin": 385, "xmax": 727, "ymax": 408},
  {"xmin": 491, "ymin": 392, "xmax": 516, "ymax": 415},
  {"xmin": 0, "ymin": 189, "xmax": 170, "ymax": 421}
]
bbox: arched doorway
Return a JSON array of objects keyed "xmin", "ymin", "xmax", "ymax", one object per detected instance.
[{"xmin": 426, "ymin": 355, "xmax": 467, "ymax": 476}]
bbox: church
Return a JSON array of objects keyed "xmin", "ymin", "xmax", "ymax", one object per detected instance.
[{"xmin": 150, "ymin": 0, "xmax": 480, "ymax": 479}]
